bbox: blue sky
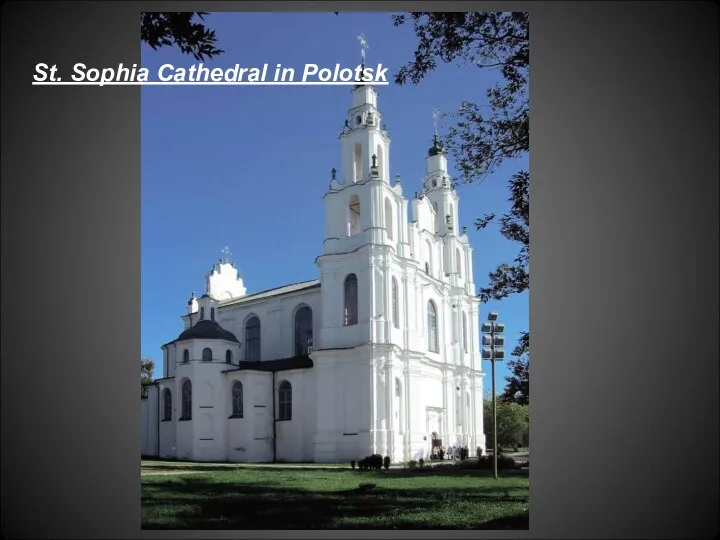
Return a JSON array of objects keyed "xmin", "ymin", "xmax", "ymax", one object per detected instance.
[{"xmin": 141, "ymin": 12, "xmax": 529, "ymax": 392}]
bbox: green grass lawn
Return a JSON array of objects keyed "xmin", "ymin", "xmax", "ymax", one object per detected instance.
[{"xmin": 141, "ymin": 460, "xmax": 529, "ymax": 529}]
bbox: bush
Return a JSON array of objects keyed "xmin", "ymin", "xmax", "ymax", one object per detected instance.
[
  {"xmin": 418, "ymin": 458, "xmax": 425, "ymax": 468},
  {"xmin": 408, "ymin": 460, "xmax": 418, "ymax": 469},
  {"xmin": 476, "ymin": 446, "xmax": 483, "ymax": 458},
  {"xmin": 350, "ymin": 460, "xmax": 356, "ymax": 469},
  {"xmin": 369, "ymin": 454, "xmax": 383, "ymax": 471},
  {"xmin": 383, "ymin": 456, "xmax": 390, "ymax": 470},
  {"xmin": 459, "ymin": 446, "xmax": 469, "ymax": 460},
  {"xmin": 438, "ymin": 448, "xmax": 445, "ymax": 460}
]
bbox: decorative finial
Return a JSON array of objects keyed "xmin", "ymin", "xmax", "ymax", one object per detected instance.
[
  {"xmin": 357, "ymin": 33, "xmax": 369, "ymax": 65},
  {"xmin": 331, "ymin": 168, "xmax": 337, "ymax": 180},
  {"xmin": 371, "ymin": 154, "xmax": 377, "ymax": 168},
  {"xmin": 394, "ymin": 174, "xmax": 401, "ymax": 184},
  {"xmin": 344, "ymin": 119, "xmax": 349, "ymax": 129},
  {"xmin": 462, "ymin": 225, "xmax": 467, "ymax": 235},
  {"xmin": 220, "ymin": 246, "xmax": 232, "ymax": 265},
  {"xmin": 432, "ymin": 107, "xmax": 441, "ymax": 137}
]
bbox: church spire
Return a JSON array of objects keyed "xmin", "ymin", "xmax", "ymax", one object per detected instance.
[{"xmin": 338, "ymin": 32, "xmax": 389, "ymax": 185}]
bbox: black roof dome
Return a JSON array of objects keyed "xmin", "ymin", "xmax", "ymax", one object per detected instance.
[
  {"xmin": 428, "ymin": 134, "xmax": 444, "ymax": 157},
  {"xmin": 175, "ymin": 319, "xmax": 239, "ymax": 343}
]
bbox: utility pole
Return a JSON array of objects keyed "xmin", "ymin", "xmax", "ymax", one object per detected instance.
[{"xmin": 482, "ymin": 312, "xmax": 505, "ymax": 479}]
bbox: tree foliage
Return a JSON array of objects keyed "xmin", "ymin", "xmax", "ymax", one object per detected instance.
[
  {"xmin": 500, "ymin": 355, "xmax": 529, "ymax": 406},
  {"xmin": 393, "ymin": 11, "xmax": 530, "ymax": 360},
  {"xmin": 141, "ymin": 12, "xmax": 224, "ymax": 61},
  {"xmin": 141, "ymin": 358, "xmax": 154, "ymax": 399},
  {"xmin": 484, "ymin": 398, "xmax": 529, "ymax": 450}
]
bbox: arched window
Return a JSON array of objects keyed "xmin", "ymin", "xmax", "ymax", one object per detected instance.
[
  {"xmin": 391, "ymin": 277, "xmax": 399, "ymax": 329},
  {"xmin": 384, "ymin": 197, "xmax": 394, "ymax": 241},
  {"xmin": 394, "ymin": 378, "xmax": 404, "ymax": 434},
  {"xmin": 427, "ymin": 300, "xmax": 439, "ymax": 352},
  {"xmin": 348, "ymin": 194, "xmax": 361, "ymax": 236},
  {"xmin": 200, "ymin": 307, "xmax": 205, "ymax": 320},
  {"xmin": 462, "ymin": 312, "xmax": 468, "ymax": 353},
  {"xmin": 201, "ymin": 347, "xmax": 212, "ymax": 362},
  {"xmin": 344, "ymin": 274, "xmax": 358, "ymax": 326},
  {"xmin": 210, "ymin": 307, "xmax": 215, "ymax": 321},
  {"xmin": 448, "ymin": 203, "xmax": 455, "ymax": 231},
  {"xmin": 225, "ymin": 349, "xmax": 233, "ymax": 364},
  {"xmin": 376, "ymin": 144, "xmax": 384, "ymax": 178},
  {"xmin": 354, "ymin": 143, "xmax": 362, "ymax": 182},
  {"xmin": 181, "ymin": 379, "xmax": 192, "ymax": 420},
  {"xmin": 232, "ymin": 381, "xmax": 243, "ymax": 418},
  {"xmin": 245, "ymin": 316, "xmax": 261, "ymax": 361},
  {"xmin": 183, "ymin": 349, "xmax": 189, "ymax": 363},
  {"xmin": 162, "ymin": 389, "xmax": 172, "ymax": 421},
  {"xmin": 425, "ymin": 240, "xmax": 433, "ymax": 276},
  {"xmin": 278, "ymin": 381, "xmax": 292, "ymax": 421},
  {"xmin": 456, "ymin": 249, "xmax": 463, "ymax": 278},
  {"xmin": 294, "ymin": 305, "xmax": 313, "ymax": 356}
]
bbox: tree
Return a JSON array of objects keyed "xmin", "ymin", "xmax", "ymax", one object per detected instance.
[
  {"xmin": 141, "ymin": 358, "xmax": 154, "ymax": 399},
  {"xmin": 484, "ymin": 397, "xmax": 529, "ymax": 451},
  {"xmin": 141, "ymin": 12, "xmax": 224, "ymax": 61},
  {"xmin": 393, "ymin": 12, "xmax": 530, "ymax": 355},
  {"xmin": 500, "ymin": 355, "xmax": 529, "ymax": 406}
]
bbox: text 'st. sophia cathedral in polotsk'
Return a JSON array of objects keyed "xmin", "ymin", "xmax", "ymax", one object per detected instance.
[{"xmin": 141, "ymin": 42, "xmax": 487, "ymax": 464}]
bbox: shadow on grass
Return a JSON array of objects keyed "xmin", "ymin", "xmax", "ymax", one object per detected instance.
[
  {"xmin": 142, "ymin": 462, "xmax": 528, "ymax": 479},
  {"xmin": 142, "ymin": 476, "xmax": 529, "ymax": 530}
]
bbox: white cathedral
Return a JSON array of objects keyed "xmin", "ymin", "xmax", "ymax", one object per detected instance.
[{"xmin": 141, "ymin": 72, "xmax": 487, "ymax": 464}]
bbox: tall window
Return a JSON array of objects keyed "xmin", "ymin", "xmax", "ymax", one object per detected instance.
[
  {"xmin": 245, "ymin": 316, "xmax": 261, "ymax": 361},
  {"xmin": 462, "ymin": 312, "xmax": 468, "ymax": 353},
  {"xmin": 231, "ymin": 381, "xmax": 243, "ymax": 418},
  {"xmin": 183, "ymin": 349, "xmax": 189, "ymax": 363},
  {"xmin": 162, "ymin": 389, "xmax": 172, "ymax": 421},
  {"xmin": 425, "ymin": 240, "xmax": 433, "ymax": 276},
  {"xmin": 202, "ymin": 347, "xmax": 212, "ymax": 362},
  {"xmin": 391, "ymin": 277, "xmax": 399, "ymax": 329},
  {"xmin": 348, "ymin": 195, "xmax": 361, "ymax": 235},
  {"xmin": 200, "ymin": 307, "xmax": 205, "ymax": 320},
  {"xmin": 278, "ymin": 381, "xmax": 292, "ymax": 421},
  {"xmin": 225, "ymin": 349, "xmax": 233, "ymax": 364},
  {"xmin": 427, "ymin": 300, "xmax": 439, "ymax": 352},
  {"xmin": 181, "ymin": 379, "xmax": 192, "ymax": 420},
  {"xmin": 385, "ymin": 198, "xmax": 394, "ymax": 241},
  {"xmin": 294, "ymin": 305, "xmax": 313, "ymax": 356},
  {"xmin": 344, "ymin": 274, "xmax": 358, "ymax": 326},
  {"xmin": 210, "ymin": 307, "xmax": 215, "ymax": 321}
]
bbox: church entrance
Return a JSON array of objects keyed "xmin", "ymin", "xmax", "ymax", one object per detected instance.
[{"xmin": 425, "ymin": 407, "xmax": 444, "ymax": 459}]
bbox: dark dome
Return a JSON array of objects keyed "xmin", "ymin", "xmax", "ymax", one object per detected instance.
[
  {"xmin": 428, "ymin": 135, "xmax": 444, "ymax": 157},
  {"xmin": 175, "ymin": 319, "xmax": 239, "ymax": 343}
]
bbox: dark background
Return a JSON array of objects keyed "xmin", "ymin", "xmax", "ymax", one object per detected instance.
[{"xmin": 2, "ymin": 1, "xmax": 718, "ymax": 538}]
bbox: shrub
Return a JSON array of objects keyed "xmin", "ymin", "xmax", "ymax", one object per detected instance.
[
  {"xmin": 408, "ymin": 460, "xmax": 418, "ymax": 469},
  {"xmin": 438, "ymin": 448, "xmax": 445, "ymax": 460},
  {"xmin": 476, "ymin": 446, "xmax": 483, "ymax": 458},
  {"xmin": 350, "ymin": 460, "xmax": 356, "ymax": 469},
  {"xmin": 418, "ymin": 458, "xmax": 425, "ymax": 468},
  {"xmin": 459, "ymin": 446, "xmax": 469, "ymax": 460},
  {"xmin": 369, "ymin": 454, "xmax": 383, "ymax": 471},
  {"xmin": 383, "ymin": 456, "xmax": 390, "ymax": 470}
]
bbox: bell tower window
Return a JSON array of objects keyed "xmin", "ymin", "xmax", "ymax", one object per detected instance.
[{"xmin": 348, "ymin": 195, "xmax": 361, "ymax": 236}]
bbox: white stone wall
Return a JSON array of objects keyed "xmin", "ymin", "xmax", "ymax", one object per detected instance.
[{"xmin": 141, "ymin": 81, "xmax": 487, "ymax": 464}]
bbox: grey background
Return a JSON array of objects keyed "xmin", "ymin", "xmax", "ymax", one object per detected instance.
[{"xmin": 1, "ymin": 1, "xmax": 718, "ymax": 539}]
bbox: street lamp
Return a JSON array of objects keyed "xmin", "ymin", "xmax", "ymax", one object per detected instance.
[{"xmin": 481, "ymin": 312, "xmax": 505, "ymax": 479}]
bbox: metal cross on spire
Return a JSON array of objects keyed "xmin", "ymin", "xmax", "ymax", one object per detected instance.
[
  {"xmin": 432, "ymin": 107, "xmax": 441, "ymax": 137},
  {"xmin": 357, "ymin": 33, "xmax": 369, "ymax": 64},
  {"xmin": 220, "ymin": 246, "xmax": 232, "ymax": 264}
]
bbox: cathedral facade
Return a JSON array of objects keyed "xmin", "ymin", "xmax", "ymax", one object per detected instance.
[{"xmin": 141, "ymin": 81, "xmax": 486, "ymax": 464}]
